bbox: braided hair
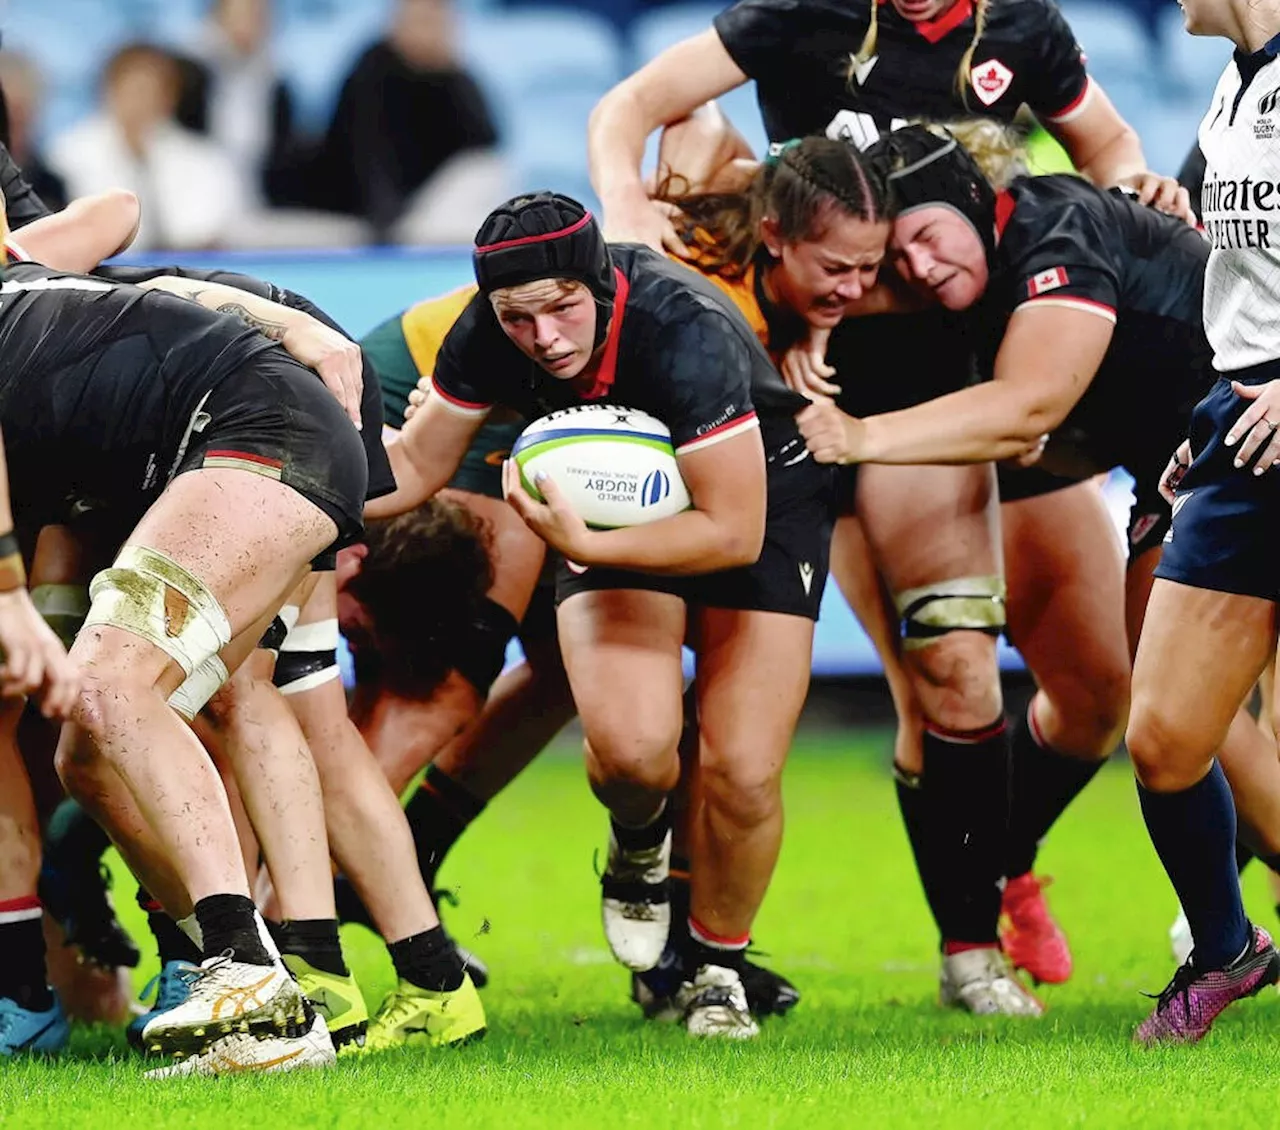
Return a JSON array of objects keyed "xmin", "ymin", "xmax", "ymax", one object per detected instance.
[{"xmin": 661, "ymin": 136, "xmax": 894, "ymax": 277}]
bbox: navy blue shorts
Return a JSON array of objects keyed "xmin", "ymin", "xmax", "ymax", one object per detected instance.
[{"xmin": 1156, "ymin": 364, "xmax": 1280, "ymax": 601}]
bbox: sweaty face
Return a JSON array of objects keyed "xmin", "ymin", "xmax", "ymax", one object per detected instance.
[
  {"xmin": 890, "ymin": 205, "xmax": 989, "ymax": 311},
  {"xmin": 490, "ymin": 280, "xmax": 599, "ymax": 380},
  {"xmin": 889, "ymin": 0, "xmax": 960, "ymax": 22},
  {"xmin": 763, "ymin": 211, "xmax": 892, "ymax": 329}
]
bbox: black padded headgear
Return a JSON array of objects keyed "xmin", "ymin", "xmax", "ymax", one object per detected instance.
[
  {"xmin": 868, "ymin": 126, "xmax": 998, "ymax": 262},
  {"xmin": 473, "ymin": 192, "xmax": 616, "ymax": 302}
]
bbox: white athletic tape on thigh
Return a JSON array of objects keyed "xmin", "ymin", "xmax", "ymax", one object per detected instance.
[
  {"xmin": 84, "ymin": 546, "xmax": 232, "ymax": 675},
  {"xmin": 167, "ymin": 654, "xmax": 230, "ymax": 721}
]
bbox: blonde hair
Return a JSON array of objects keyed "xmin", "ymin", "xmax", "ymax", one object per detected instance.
[
  {"xmin": 847, "ymin": 1, "xmax": 992, "ymax": 106},
  {"xmin": 916, "ymin": 116, "xmax": 1027, "ymax": 188}
]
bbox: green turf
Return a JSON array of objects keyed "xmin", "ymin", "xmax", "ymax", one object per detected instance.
[{"xmin": 6, "ymin": 732, "xmax": 1280, "ymax": 1128}]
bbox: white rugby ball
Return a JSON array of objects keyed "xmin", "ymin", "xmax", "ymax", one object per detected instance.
[{"xmin": 511, "ymin": 405, "xmax": 692, "ymax": 529}]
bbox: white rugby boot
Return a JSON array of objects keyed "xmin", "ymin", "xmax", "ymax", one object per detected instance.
[
  {"xmin": 145, "ymin": 1011, "xmax": 335, "ymax": 1078},
  {"xmin": 141, "ymin": 951, "xmax": 309, "ymax": 1056},
  {"xmin": 939, "ymin": 947, "xmax": 1044, "ymax": 1016},
  {"xmin": 675, "ymin": 965, "xmax": 760, "ymax": 1039},
  {"xmin": 600, "ymin": 822, "xmax": 671, "ymax": 971}
]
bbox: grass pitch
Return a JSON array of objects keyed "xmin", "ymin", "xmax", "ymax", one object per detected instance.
[{"xmin": 4, "ymin": 729, "xmax": 1279, "ymax": 1129}]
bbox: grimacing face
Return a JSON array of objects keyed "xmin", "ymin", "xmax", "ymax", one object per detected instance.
[
  {"xmin": 890, "ymin": 205, "xmax": 990, "ymax": 311},
  {"xmin": 761, "ymin": 210, "xmax": 892, "ymax": 329},
  {"xmin": 489, "ymin": 279, "xmax": 599, "ymax": 380}
]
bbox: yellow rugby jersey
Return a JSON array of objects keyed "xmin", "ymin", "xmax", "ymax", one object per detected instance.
[{"xmin": 361, "ymin": 283, "xmax": 478, "ymax": 429}]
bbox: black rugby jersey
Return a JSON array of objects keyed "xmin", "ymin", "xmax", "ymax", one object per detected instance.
[
  {"xmin": 714, "ymin": 0, "xmax": 1090, "ymax": 147},
  {"xmin": 977, "ymin": 174, "xmax": 1212, "ymax": 478},
  {"xmin": 432, "ymin": 244, "xmax": 808, "ymax": 458},
  {"xmin": 0, "ymin": 141, "xmax": 54, "ymax": 233},
  {"xmin": 0, "ymin": 261, "xmax": 278, "ymax": 524}
]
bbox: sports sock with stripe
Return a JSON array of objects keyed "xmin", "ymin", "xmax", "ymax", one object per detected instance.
[
  {"xmin": 0, "ymin": 896, "xmax": 53, "ymax": 1010},
  {"xmin": 1005, "ymin": 702, "xmax": 1105, "ymax": 879},
  {"xmin": 687, "ymin": 917, "xmax": 748, "ymax": 975}
]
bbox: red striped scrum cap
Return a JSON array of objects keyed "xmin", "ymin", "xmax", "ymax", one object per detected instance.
[{"xmin": 473, "ymin": 192, "xmax": 616, "ymax": 303}]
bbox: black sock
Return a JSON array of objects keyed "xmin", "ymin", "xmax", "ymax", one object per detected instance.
[
  {"xmin": 894, "ymin": 763, "xmax": 952, "ymax": 942},
  {"xmin": 688, "ymin": 917, "xmax": 748, "ymax": 975},
  {"xmin": 1258, "ymin": 852, "xmax": 1280, "ymax": 877},
  {"xmin": 136, "ymin": 888, "xmax": 202, "ymax": 966},
  {"xmin": 0, "ymin": 897, "xmax": 53, "ymax": 1010},
  {"xmin": 1005, "ymin": 705, "xmax": 1105, "ymax": 878},
  {"xmin": 403, "ymin": 766, "xmax": 486, "ymax": 889},
  {"xmin": 194, "ymin": 894, "xmax": 273, "ymax": 966},
  {"xmin": 270, "ymin": 918, "xmax": 348, "ymax": 977},
  {"xmin": 42, "ymin": 797, "xmax": 111, "ymax": 868},
  {"xmin": 921, "ymin": 719, "xmax": 1011, "ymax": 947},
  {"xmin": 667, "ymin": 854, "xmax": 693, "ymax": 974},
  {"xmin": 1238, "ymin": 841, "xmax": 1258, "ymax": 875},
  {"xmin": 388, "ymin": 926, "xmax": 465, "ymax": 992},
  {"xmin": 1137, "ymin": 762, "xmax": 1250, "ymax": 970},
  {"xmin": 612, "ymin": 801, "xmax": 670, "ymax": 851}
]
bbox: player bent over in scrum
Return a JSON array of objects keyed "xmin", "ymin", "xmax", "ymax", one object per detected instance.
[{"xmin": 0, "ymin": 239, "xmax": 371, "ymax": 1071}]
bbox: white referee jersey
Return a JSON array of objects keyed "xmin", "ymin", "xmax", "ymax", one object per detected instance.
[{"xmin": 1199, "ymin": 36, "xmax": 1280, "ymax": 371}]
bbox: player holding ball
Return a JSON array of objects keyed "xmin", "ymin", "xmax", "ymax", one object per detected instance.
[{"xmin": 370, "ymin": 190, "xmax": 836, "ymax": 1037}]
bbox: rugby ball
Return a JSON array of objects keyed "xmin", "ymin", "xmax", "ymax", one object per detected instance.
[{"xmin": 511, "ymin": 405, "xmax": 692, "ymax": 529}]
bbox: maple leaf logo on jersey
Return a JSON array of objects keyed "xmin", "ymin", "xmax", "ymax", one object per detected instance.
[
  {"xmin": 970, "ymin": 59, "xmax": 1014, "ymax": 107},
  {"xmin": 1028, "ymin": 267, "xmax": 1069, "ymax": 297}
]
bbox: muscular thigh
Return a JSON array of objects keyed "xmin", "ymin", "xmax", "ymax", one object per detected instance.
[
  {"xmin": 1002, "ymin": 481, "xmax": 1129, "ymax": 691},
  {"xmin": 856, "ymin": 463, "xmax": 1000, "ymax": 590},
  {"xmin": 557, "ymin": 588, "xmax": 686, "ymax": 750}
]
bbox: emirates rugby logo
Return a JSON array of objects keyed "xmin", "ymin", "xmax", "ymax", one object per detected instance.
[{"xmin": 971, "ymin": 59, "xmax": 1014, "ymax": 107}]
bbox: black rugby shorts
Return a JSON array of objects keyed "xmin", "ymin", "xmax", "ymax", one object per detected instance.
[{"xmin": 174, "ymin": 350, "xmax": 369, "ymax": 549}]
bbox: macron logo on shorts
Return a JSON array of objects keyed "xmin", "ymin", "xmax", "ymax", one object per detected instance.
[{"xmin": 798, "ymin": 562, "xmax": 814, "ymax": 595}]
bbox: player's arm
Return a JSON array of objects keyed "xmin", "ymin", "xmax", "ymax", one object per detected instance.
[
  {"xmin": 0, "ymin": 429, "xmax": 79, "ymax": 718},
  {"xmin": 135, "ymin": 275, "xmax": 363, "ymax": 427},
  {"xmin": 798, "ymin": 305, "xmax": 1114, "ymax": 465},
  {"xmin": 365, "ymin": 388, "xmax": 489, "ymax": 520},
  {"xmin": 9, "ymin": 190, "xmax": 141, "ymax": 272},
  {"xmin": 1048, "ymin": 88, "xmax": 1188, "ymax": 220},
  {"xmin": 588, "ymin": 29, "xmax": 749, "ymax": 252}
]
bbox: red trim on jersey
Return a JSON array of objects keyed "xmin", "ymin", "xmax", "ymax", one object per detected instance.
[
  {"xmin": 3, "ymin": 239, "xmax": 30, "ymax": 263},
  {"xmin": 578, "ymin": 267, "xmax": 629, "ymax": 400},
  {"xmin": 433, "ymin": 383, "xmax": 491, "ymax": 413},
  {"xmin": 1044, "ymin": 76, "xmax": 1094, "ymax": 124},
  {"xmin": 1018, "ymin": 295, "xmax": 1117, "ymax": 319},
  {"xmin": 994, "ymin": 190, "xmax": 1016, "ymax": 241},
  {"xmin": 0, "ymin": 896, "xmax": 41, "ymax": 913},
  {"xmin": 878, "ymin": 0, "xmax": 974, "ymax": 45},
  {"xmin": 206, "ymin": 450, "xmax": 283, "ymax": 470},
  {"xmin": 474, "ymin": 213, "xmax": 593, "ymax": 255},
  {"xmin": 675, "ymin": 411, "xmax": 760, "ymax": 454}
]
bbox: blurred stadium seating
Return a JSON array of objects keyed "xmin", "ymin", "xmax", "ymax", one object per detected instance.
[{"xmin": 2, "ymin": 0, "xmax": 1228, "ymax": 185}]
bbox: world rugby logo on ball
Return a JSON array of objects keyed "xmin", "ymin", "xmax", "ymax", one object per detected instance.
[{"xmin": 512, "ymin": 405, "xmax": 692, "ymax": 529}]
